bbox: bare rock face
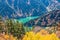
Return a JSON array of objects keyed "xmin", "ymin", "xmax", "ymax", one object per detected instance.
[
  {"xmin": 56, "ymin": 31, "xmax": 60, "ymax": 38},
  {"xmin": 58, "ymin": 22, "xmax": 60, "ymax": 27},
  {"xmin": 56, "ymin": 22, "xmax": 60, "ymax": 38},
  {"xmin": 33, "ymin": 26, "xmax": 41, "ymax": 33},
  {"xmin": 56, "ymin": 22, "xmax": 60, "ymax": 30}
]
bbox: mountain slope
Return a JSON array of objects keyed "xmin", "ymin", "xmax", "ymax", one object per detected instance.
[
  {"xmin": 24, "ymin": 10, "xmax": 60, "ymax": 27},
  {"xmin": 0, "ymin": 0, "xmax": 60, "ymax": 19}
]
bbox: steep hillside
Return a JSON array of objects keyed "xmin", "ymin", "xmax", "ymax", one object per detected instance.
[
  {"xmin": 24, "ymin": 10, "xmax": 60, "ymax": 27},
  {"xmin": 0, "ymin": 0, "xmax": 60, "ymax": 19}
]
